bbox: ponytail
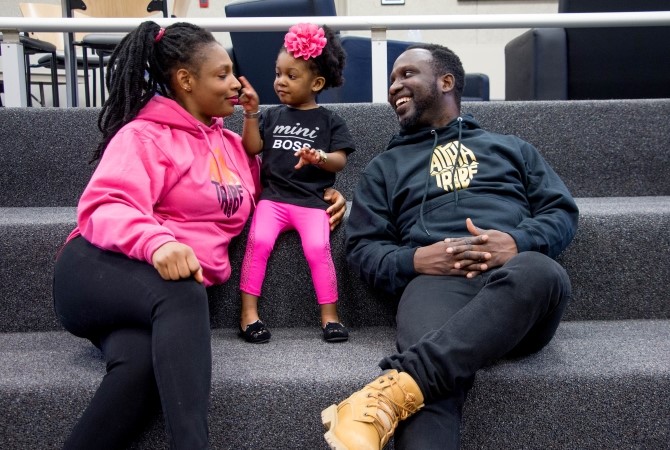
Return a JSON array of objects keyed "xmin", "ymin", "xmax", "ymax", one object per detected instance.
[{"xmin": 93, "ymin": 21, "xmax": 216, "ymax": 162}]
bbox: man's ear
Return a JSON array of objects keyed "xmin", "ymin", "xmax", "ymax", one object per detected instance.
[
  {"xmin": 312, "ymin": 76, "xmax": 326, "ymax": 93},
  {"xmin": 440, "ymin": 73, "xmax": 455, "ymax": 94},
  {"xmin": 176, "ymin": 68, "xmax": 193, "ymax": 93}
]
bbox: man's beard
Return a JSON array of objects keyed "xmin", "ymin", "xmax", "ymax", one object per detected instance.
[{"xmin": 398, "ymin": 83, "xmax": 439, "ymax": 133}]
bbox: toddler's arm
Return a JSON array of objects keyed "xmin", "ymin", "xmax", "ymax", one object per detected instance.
[
  {"xmin": 238, "ymin": 76, "xmax": 263, "ymax": 155},
  {"xmin": 294, "ymin": 148, "xmax": 347, "ymax": 172}
]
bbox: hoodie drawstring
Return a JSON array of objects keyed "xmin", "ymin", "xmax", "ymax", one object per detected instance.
[
  {"xmin": 451, "ymin": 117, "xmax": 464, "ymax": 206},
  {"xmin": 418, "ymin": 117, "xmax": 465, "ymax": 236},
  {"xmin": 419, "ymin": 130, "xmax": 439, "ymax": 236},
  {"xmin": 219, "ymin": 127, "xmax": 257, "ymax": 210}
]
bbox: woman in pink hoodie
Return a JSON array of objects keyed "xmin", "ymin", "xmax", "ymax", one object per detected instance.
[{"xmin": 52, "ymin": 22, "xmax": 345, "ymax": 450}]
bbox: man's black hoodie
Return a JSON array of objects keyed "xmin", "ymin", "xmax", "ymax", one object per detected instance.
[{"xmin": 346, "ymin": 115, "xmax": 579, "ymax": 296}]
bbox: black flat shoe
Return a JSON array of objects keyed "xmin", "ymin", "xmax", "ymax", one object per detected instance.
[
  {"xmin": 239, "ymin": 320, "xmax": 271, "ymax": 343},
  {"xmin": 323, "ymin": 322, "xmax": 349, "ymax": 342}
]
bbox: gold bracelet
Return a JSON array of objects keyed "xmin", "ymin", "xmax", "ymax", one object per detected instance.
[
  {"xmin": 243, "ymin": 110, "xmax": 261, "ymax": 119},
  {"xmin": 316, "ymin": 149, "xmax": 328, "ymax": 165}
]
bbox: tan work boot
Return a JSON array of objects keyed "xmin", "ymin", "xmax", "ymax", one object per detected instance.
[{"xmin": 321, "ymin": 370, "xmax": 424, "ymax": 450}]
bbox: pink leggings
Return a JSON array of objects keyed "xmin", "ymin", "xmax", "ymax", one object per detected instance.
[{"xmin": 240, "ymin": 200, "xmax": 338, "ymax": 304}]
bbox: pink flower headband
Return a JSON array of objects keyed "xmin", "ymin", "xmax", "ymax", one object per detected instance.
[{"xmin": 284, "ymin": 23, "xmax": 327, "ymax": 60}]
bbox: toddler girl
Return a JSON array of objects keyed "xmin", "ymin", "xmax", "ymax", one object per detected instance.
[{"xmin": 237, "ymin": 23, "xmax": 354, "ymax": 343}]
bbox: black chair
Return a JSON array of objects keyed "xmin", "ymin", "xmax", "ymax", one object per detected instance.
[
  {"xmin": 76, "ymin": 35, "xmax": 119, "ymax": 107},
  {"xmin": 318, "ymin": 35, "xmax": 414, "ymax": 103},
  {"xmin": 463, "ymin": 73, "xmax": 490, "ymax": 102},
  {"xmin": 22, "ymin": 35, "xmax": 60, "ymax": 107},
  {"xmin": 319, "ymin": 36, "xmax": 490, "ymax": 103},
  {"xmin": 225, "ymin": 0, "xmax": 490, "ymax": 104},
  {"xmin": 0, "ymin": 32, "xmax": 59, "ymax": 107},
  {"xmin": 64, "ymin": 0, "xmax": 169, "ymax": 106},
  {"xmin": 225, "ymin": 0, "xmax": 338, "ymax": 104},
  {"xmin": 30, "ymin": 50, "xmax": 107, "ymax": 108},
  {"xmin": 505, "ymin": 0, "xmax": 670, "ymax": 100}
]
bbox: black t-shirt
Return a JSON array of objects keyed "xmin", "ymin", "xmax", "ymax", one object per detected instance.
[{"xmin": 258, "ymin": 105, "xmax": 355, "ymax": 209}]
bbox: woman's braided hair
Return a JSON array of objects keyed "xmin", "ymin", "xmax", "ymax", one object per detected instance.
[{"xmin": 93, "ymin": 21, "xmax": 216, "ymax": 162}]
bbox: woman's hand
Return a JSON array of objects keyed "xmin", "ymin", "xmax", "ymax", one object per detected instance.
[
  {"xmin": 324, "ymin": 188, "xmax": 346, "ymax": 231},
  {"xmin": 152, "ymin": 241, "xmax": 204, "ymax": 283}
]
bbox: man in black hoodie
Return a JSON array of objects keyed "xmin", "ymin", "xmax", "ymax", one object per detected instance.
[{"xmin": 321, "ymin": 44, "xmax": 579, "ymax": 450}]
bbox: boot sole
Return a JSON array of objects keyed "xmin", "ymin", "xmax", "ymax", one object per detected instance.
[{"xmin": 321, "ymin": 404, "xmax": 350, "ymax": 450}]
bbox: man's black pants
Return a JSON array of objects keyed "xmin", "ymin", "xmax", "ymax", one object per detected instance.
[{"xmin": 381, "ymin": 251, "xmax": 571, "ymax": 450}]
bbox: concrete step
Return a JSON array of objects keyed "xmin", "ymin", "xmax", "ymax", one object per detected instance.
[
  {"xmin": 0, "ymin": 321, "xmax": 668, "ymax": 449},
  {"xmin": 1, "ymin": 98, "xmax": 669, "ymax": 450},
  {"xmin": 1, "ymin": 197, "xmax": 670, "ymax": 333},
  {"xmin": 2, "ymin": 100, "xmax": 670, "ymax": 207}
]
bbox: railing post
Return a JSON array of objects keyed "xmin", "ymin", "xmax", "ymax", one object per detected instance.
[
  {"xmin": 0, "ymin": 30, "xmax": 28, "ymax": 107},
  {"xmin": 62, "ymin": 31, "xmax": 79, "ymax": 107},
  {"xmin": 371, "ymin": 27, "xmax": 388, "ymax": 103},
  {"xmin": 1, "ymin": 12, "xmax": 669, "ymax": 107},
  {"xmin": 61, "ymin": 0, "xmax": 79, "ymax": 107}
]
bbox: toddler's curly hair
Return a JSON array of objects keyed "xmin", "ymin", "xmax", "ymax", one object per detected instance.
[{"xmin": 283, "ymin": 25, "xmax": 346, "ymax": 92}]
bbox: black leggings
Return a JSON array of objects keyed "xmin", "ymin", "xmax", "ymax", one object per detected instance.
[{"xmin": 53, "ymin": 236, "xmax": 211, "ymax": 450}]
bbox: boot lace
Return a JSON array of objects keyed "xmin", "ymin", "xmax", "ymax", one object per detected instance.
[{"xmin": 364, "ymin": 375, "xmax": 421, "ymax": 445}]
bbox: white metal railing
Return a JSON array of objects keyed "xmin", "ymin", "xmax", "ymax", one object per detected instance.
[{"xmin": 2, "ymin": 11, "xmax": 670, "ymax": 106}]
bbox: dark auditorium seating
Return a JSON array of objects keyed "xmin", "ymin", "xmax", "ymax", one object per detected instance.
[
  {"xmin": 319, "ymin": 36, "xmax": 490, "ymax": 103},
  {"xmin": 505, "ymin": 0, "xmax": 670, "ymax": 100},
  {"xmin": 225, "ymin": 0, "xmax": 490, "ymax": 104},
  {"xmin": 225, "ymin": 0, "xmax": 338, "ymax": 103}
]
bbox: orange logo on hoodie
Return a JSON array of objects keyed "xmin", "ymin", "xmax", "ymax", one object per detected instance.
[{"xmin": 209, "ymin": 147, "xmax": 244, "ymax": 218}]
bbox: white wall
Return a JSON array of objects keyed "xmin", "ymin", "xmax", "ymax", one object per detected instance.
[{"xmin": 2, "ymin": 0, "xmax": 559, "ymax": 102}]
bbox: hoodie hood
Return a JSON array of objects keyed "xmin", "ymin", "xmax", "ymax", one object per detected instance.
[
  {"xmin": 387, "ymin": 115, "xmax": 479, "ymax": 235},
  {"xmin": 136, "ymin": 95, "xmax": 226, "ymax": 136},
  {"xmin": 387, "ymin": 114, "xmax": 481, "ymax": 150},
  {"xmin": 69, "ymin": 95, "xmax": 261, "ymax": 287},
  {"xmin": 345, "ymin": 111, "xmax": 578, "ymax": 296}
]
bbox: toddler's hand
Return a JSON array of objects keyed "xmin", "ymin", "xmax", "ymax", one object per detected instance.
[
  {"xmin": 238, "ymin": 76, "xmax": 260, "ymax": 112},
  {"xmin": 294, "ymin": 147, "xmax": 321, "ymax": 169}
]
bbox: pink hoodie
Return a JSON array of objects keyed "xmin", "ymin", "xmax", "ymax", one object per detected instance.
[{"xmin": 67, "ymin": 96, "xmax": 261, "ymax": 286}]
